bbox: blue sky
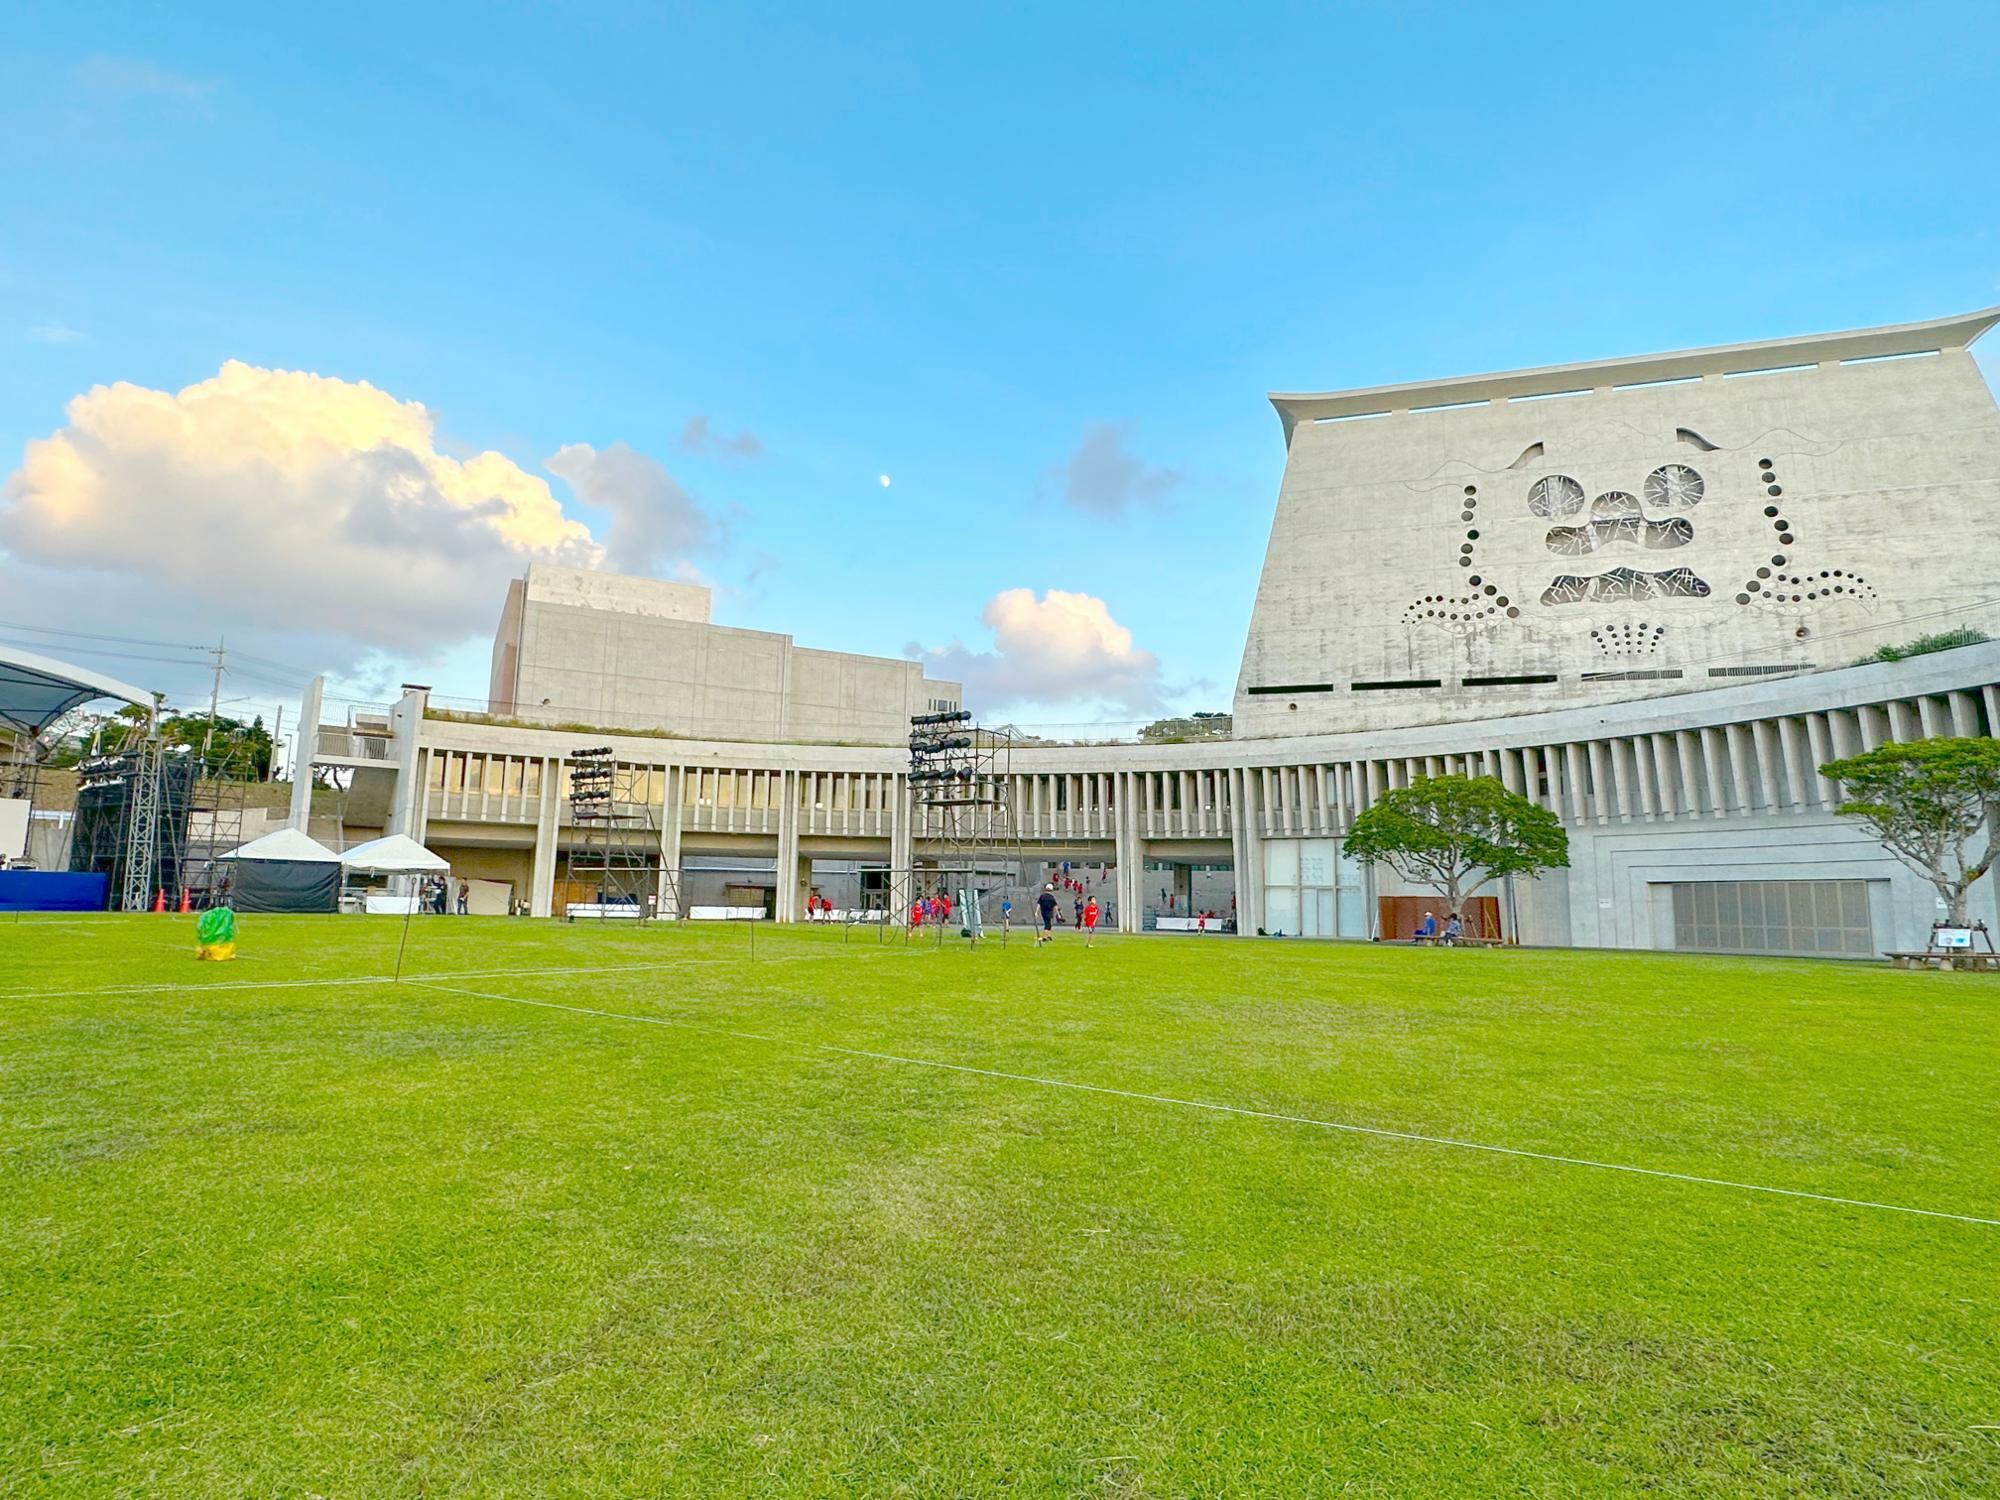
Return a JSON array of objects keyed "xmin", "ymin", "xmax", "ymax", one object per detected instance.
[{"xmin": 3, "ymin": 1, "xmax": 1997, "ymax": 740}]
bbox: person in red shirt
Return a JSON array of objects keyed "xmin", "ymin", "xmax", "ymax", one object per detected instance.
[{"xmin": 1082, "ymin": 896, "xmax": 1099, "ymax": 947}]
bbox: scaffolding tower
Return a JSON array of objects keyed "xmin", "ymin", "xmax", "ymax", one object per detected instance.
[
  {"xmin": 182, "ymin": 755, "xmax": 253, "ymax": 908},
  {"xmin": 907, "ymin": 711, "xmax": 1019, "ymax": 938},
  {"xmin": 566, "ymin": 746, "xmax": 680, "ymax": 919}
]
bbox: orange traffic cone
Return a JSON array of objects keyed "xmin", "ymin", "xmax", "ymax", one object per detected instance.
[
  {"xmin": 177, "ymin": 889, "xmax": 192, "ymax": 914},
  {"xmin": 151, "ymin": 889, "xmax": 166, "ymax": 913}
]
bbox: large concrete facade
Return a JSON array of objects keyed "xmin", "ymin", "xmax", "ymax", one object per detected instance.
[
  {"xmin": 1238, "ymin": 308, "xmax": 2000, "ymax": 736},
  {"xmin": 304, "ymin": 310, "xmax": 2000, "ymax": 957},
  {"xmin": 488, "ymin": 563, "xmax": 962, "ymax": 743}
]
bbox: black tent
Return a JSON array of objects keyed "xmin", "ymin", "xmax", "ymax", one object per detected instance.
[{"xmin": 219, "ymin": 828, "xmax": 341, "ymax": 914}]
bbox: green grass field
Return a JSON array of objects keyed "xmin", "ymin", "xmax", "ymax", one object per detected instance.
[{"xmin": 4, "ymin": 915, "xmax": 1998, "ymax": 1496}]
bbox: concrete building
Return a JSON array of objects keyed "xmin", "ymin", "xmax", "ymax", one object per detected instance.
[
  {"xmin": 1240, "ymin": 307, "xmax": 2000, "ymax": 737},
  {"xmin": 299, "ymin": 308, "xmax": 2000, "ymax": 955},
  {"xmin": 488, "ymin": 563, "xmax": 963, "ymax": 743}
]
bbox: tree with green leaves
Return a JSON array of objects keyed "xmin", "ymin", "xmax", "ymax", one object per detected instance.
[
  {"xmin": 1820, "ymin": 737, "xmax": 2000, "ymax": 926},
  {"xmin": 1342, "ymin": 774, "xmax": 1568, "ymax": 924}
]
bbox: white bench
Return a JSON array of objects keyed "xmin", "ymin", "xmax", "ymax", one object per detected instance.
[
  {"xmin": 566, "ymin": 903, "xmax": 646, "ymax": 920},
  {"xmin": 688, "ymin": 905, "xmax": 766, "ymax": 921},
  {"xmin": 1154, "ymin": 917, "xmax": 1226, "ymax": 934}
]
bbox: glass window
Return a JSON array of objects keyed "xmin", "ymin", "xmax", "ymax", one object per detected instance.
[
  {"xmin": 1266, "ymin": 887, "xmax": 1300, "ymax": 936},
  {"xmin": 1264, "ymin": 840, "xmax": 1299, "ymax": 887},
  {"xmin": 1300, "ymin": 839, "xmax": 1335, "ymax": 887}
]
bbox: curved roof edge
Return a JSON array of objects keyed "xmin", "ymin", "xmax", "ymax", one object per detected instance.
[
  {"xmin": 1269, "ymin": 305, "xmax": 2000, "ymax": 440},
  {"xmin": 0, "ymin": 643, "xmax": 154, "ymax": 736}
]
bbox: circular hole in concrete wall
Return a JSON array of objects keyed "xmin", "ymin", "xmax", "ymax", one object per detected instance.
[
  {"xmin": 1767, "ymin": 485, "xmax": 1783, "ymax": 496},
  {"xmin": 1764, "ymin": 505, "xmax": 1779, "ymax": 517}
]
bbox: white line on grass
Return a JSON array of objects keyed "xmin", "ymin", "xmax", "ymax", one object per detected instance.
[
  {"xmin": 4, "ymin": 956, "xmax": 833, "ymax": 1004},
  {"xmin": 410, "ymin": 979, "xmax": 2000, "ymax": 1231}
]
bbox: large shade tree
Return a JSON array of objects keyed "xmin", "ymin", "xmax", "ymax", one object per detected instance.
[
  {"xmin": 1820, "ymin": 737, "xmax": 2000, "ymax": 926},
  {"xmin": 1342, "ymin": 774, "xmax": 1568, "ymax": 924}
]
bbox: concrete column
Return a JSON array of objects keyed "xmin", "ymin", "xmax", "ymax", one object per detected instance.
[
  {"xmin": 890, "ymin": 774, "xmax": 913, "ymax": 880},
  {"xmin": 1673, "ymin": 730, "xmax": 1704, "ymax": 816},
  {"xmin": 1586, "ymin": 741, "xmax": 1613, "ymax": 825},
  {"xmin": 530, "ymin": 756, "xmax": 560, "ymax": 918},
  {"xmin": 1950, "ymin": 691, "xmax": 1981, "ymax": 737},
  {"xmin": 384, "ymin": 685, "xmax": 429, "ymax": 837},
  {"xmin": 776, "ymin": 769, "xmax": 800, "ymax": 922},
  {"xmin": 1725, "ymin": 724, "xmax": 1755, "ymax": 814},
  {"xmin": 412, "ymin": 750, "xmax": 434, "ymax": 845},
  {"xmin": 1563, "ymin": 743, "xmax": 1589, "ymax": 823},
  {"xmin": 1777, "ymin": 718, "xmax": 1810, "ymax": 811},
  {"xmin": 658, "ymin": 762, "xmax": 683, "ymax": 917},
  {"xmin": 1630, "ymin": 736, "xmax": 1658, "ymax": 820},
  {"xmin": 1805, "ymin": 713, "xmax": 1839, "ymax": 808},
  {"xmin": 1113, "ymin": 772, "xmax": 1139, "ymax": 932},
  {"xmin": 287, "ymin": 675, "xmax": 323, "ymax": 832}
]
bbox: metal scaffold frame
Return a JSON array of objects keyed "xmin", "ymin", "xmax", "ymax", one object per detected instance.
[
  {"xmin": 67, "ymin": 734, "xmax": 260, "ymax": 911},
  {"xmin": 565, "ymin": 746, "xmax": 681, "ymax": 920},
  {"xmin": 906, "ymin": 710, "xmax": 1020, "ymax": 942}
]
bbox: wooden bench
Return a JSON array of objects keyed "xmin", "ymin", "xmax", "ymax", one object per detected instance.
[{"xmin": 1884, "ymin": 950, "xmax": 2000, "ymax": 972}]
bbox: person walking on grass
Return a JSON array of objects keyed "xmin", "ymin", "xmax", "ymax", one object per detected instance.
[
  {"xmin": 1036, "ymin": 883, "xmax": 1058, "ymax": 945},
  {"xmin": 1000, "ymin": 896, "xmax": 1012, "ymax": 933},
  {"xmin": 456, "ymin": 879, "xmax": 469, "ymax": 916},
  {"xmin": 1082, "ymin": 895, "xmax": 1099, "ymax": 947}
]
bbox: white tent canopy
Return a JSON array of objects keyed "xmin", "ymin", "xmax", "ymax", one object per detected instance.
[
  {"xmin": 219, "ymin": 827, "xmax": 342, "ymax": 863},
  {"xmin": 340, "ymin": 834, "xmax": 450, "ymax": 874}
]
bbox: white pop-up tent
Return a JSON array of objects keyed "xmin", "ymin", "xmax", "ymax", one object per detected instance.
[
  {"xmin": 340, "ymin": 833, "xmax": 450, "ymax": 916},
  {"xmin": 218, "ymin": 827, "xmax": 343, "ymax": 913},
  {"xmin": 340, "ymin": 834, "xmax": 450, "ymax": 874}
]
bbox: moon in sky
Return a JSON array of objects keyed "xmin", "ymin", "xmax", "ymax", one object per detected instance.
[{"xmin": 878, "ymin": 474, "xmax": 892, "ymax": 488}]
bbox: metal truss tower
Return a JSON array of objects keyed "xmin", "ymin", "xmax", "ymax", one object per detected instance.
[
  {"xmin": 566, "ymin": 746, "xmax": 679, "ymax": 919},
  {"xmin": 907, "ymin": 710, "xmax": 1018, "ymax": 938}
]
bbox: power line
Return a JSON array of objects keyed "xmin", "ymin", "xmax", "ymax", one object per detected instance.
[
  {"xmin": 0, "ymin": 619, "xmax": 212, "ymax": 653},
  {"xmin": 0, "ymin": 635, "xmax": 213, "ymax": 670}
]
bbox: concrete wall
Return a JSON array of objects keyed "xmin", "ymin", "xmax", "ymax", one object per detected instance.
[
  {"xmin": 1237, "ymin": 310, "xmax": 2000, "ymax": 737},
  {"xmin": 489, "ymin": 564, "xmax": 960, "ymax": 744}
]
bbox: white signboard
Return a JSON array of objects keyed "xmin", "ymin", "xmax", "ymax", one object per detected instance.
[{"xmin": 1933, "ymin": 927, "xmax": 1974, "ymax": 950}]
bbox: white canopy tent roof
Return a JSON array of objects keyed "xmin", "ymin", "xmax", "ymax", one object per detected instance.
[
  {"xmin": 219, "ymin": 827, "xmax": 343, "ymax": 863},
  {"xmin": 339, "ymin": 834, "xmax": 450, "ymax": 874}
]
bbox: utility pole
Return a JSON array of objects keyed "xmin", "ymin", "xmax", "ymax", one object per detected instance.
[
  {"xmin": 268, "ymin": 705, "xmax": 284, "ymax": 783},
  {"xmin": 200, "ymin": 639, "xmax": 225, "ymax": 760}
]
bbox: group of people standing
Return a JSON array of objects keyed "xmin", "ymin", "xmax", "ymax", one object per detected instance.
[
  {"xmin": 908, "ymin": 891, "xmax": 954, "ymax": 928},
  {"xmin": 418, "ymin": 876, "xmax": 469, "ymax": 915}
]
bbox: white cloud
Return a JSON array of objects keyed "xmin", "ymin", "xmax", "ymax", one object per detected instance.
[
  {"xmin": 546, "ymin": 441, "xmax": 720, "ymax": 576},
  {"xmin": 677, "ymin": 415, "xmax": 763, "ymax": 460},
  {"xmin": 1048, "ymin": 422, "xmax": 1181, "ymax": 518},
  {"xmin": 74, "ymin": 54, "xmax": 217, "ymax": 117},
  {"xmin": 27, "ymin": 325, "xmax": 89, "ymax": 345},
  {"xmin": 1, "ymin": 361, "xmax": 603, "ymax": 675},
  {"xmin": 912, "ymin": 588, "xmax": 1167, "ymax": 716}
]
